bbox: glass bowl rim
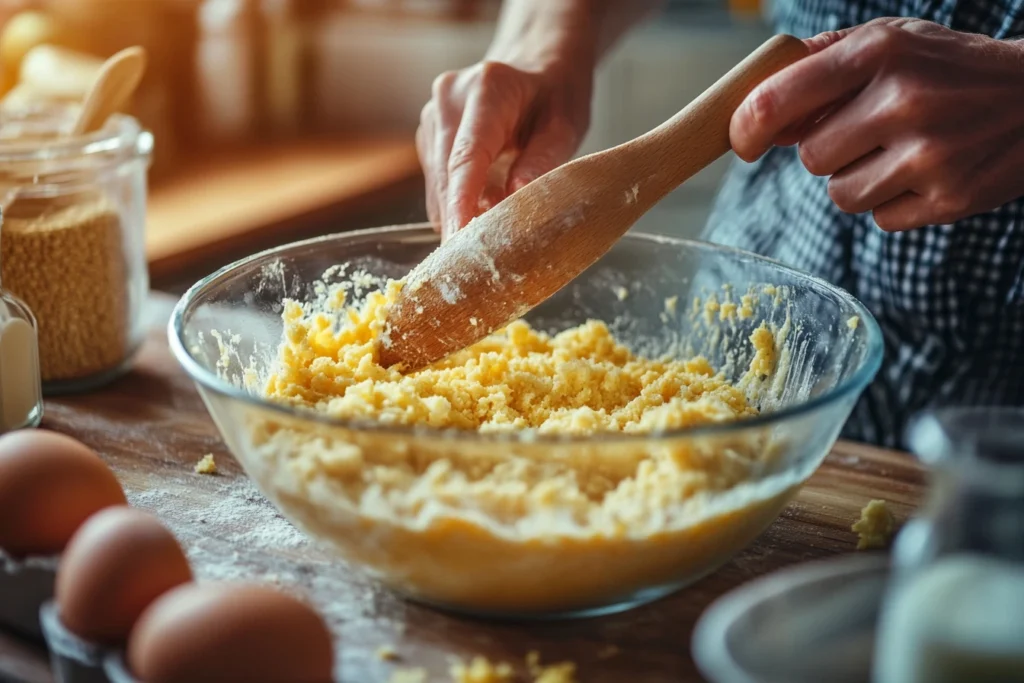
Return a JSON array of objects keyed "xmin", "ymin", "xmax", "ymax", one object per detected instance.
[{"xmin": 168, "ymin": 223, "xmax": 884, "ymax": 446}]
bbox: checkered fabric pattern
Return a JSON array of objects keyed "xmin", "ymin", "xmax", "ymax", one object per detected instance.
[{"xmin": 704, "ymin": 0, "xmax": 1024, "ymax": 448}]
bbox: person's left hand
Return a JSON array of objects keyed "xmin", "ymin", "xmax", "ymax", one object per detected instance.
[{"xmin": 730, "ymin": 18, "xmax": 1024, "ymax": 231}]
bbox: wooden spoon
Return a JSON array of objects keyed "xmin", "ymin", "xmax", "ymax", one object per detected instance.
[
  {"xmin": 0, "ymin": 46, "xmax": 147, "ymax": 213},
  {"xmin": 377, "ymin": 34, "xmax": 809, "ymax": 371},
  {"xmin": 71, "ymin": 45, "xmax": 147, "ymax": 136}
]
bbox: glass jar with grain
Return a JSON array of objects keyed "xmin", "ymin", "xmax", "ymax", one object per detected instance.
[{"xmin": 0, "ymin": 103, "xmax": 152, "ymax": 394}]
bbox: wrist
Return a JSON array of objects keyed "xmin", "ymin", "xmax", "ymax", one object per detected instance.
[{"xmin": 485, "ymin": 1, "xmax": 599, "ymax": 75}]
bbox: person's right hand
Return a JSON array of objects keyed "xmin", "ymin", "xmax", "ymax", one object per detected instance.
[{"xmin": 417, "ymin": 59, "xmax": 593, "ymax": 240}]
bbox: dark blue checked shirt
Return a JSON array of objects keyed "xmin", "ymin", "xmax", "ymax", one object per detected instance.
[{"xmin": 704, "ymin": 0, "xmax": 1024, "ymax": 448}]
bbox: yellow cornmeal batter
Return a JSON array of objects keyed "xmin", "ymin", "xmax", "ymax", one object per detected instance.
[
  {"xmin": 853, "ymin": 499, "xmax": 896, "ymax": 550},
  {"xmin": 265, "ymin": 282, "xmax": 763, "ymax": 435},
  {"xmin": 251, "ymin": 280, "xmax": 799, "ymax": 614}
]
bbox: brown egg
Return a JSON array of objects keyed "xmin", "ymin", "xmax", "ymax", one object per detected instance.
[
  {"xmin": 127, "ymin": 583, "xmax": 334, "ymax": 683},
  {"xmin": 0, "ymin": 430, "xmax": 126, "ymax": 557},
  {"xmin": 55, "ymin": 506, "xmax": 192, "ymax": 645}
]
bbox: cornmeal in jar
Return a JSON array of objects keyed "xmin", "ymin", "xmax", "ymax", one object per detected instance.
[{"xmin": 253, "ymin": 280, "xmax": 800, "ymax": 615}]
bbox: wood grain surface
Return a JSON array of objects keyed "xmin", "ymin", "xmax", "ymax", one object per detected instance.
[
  {"xmin": 146, "ymin": 138, "xmax": 421, "ymax": 282},
  {"xmin": 2, "ymin": 294, "xmax": 926, "ymax": 683}
]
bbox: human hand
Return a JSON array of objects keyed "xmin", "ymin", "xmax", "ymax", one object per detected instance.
[
  {"xmin": 730, "ymin": 18, "xmax": 1024, "ymax": 231},
  {"xmin": 416, "ymin": 59, "xmax": 592, "ymax": 240}
]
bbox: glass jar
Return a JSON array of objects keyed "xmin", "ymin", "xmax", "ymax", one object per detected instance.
[
  {"xmin": 873, "ymin": 407, "xmax": 1024, "ymax": 683},
  {"xmin": 0, "ymin": 286, "xmax": 43, "ymax": 431},
  {"xmin": 0, "ymin": 103, "xmax": 152, "ymax": 394}
]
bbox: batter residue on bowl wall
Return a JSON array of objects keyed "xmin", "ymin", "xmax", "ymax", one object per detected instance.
[{"xmin": 235, "ymin": 273, "xmax": 807, "ymax": 615}]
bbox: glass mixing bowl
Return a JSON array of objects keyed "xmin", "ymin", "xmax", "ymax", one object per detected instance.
[{"xmin": 169, "ymin": 224, "xmax": 882, "ymax": 619}]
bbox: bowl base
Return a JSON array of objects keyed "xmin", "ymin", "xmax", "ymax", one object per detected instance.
[{"xmin": 399, "ymin": 571, "xmax": 719, "ymax": 622}]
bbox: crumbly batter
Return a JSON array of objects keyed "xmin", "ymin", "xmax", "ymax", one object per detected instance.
[
  {"xmin": 194, "ymin": 454, "xmax": 217, "ymax": 475},
  {"xmin": 448, "ymin": 652, "xmax": 576, "ymax": 683},
  {"xmin": 853, "ymin": 499, "xmax": 895, "ymax": 550},
  {"xmin": 251, "ymin": 279, "xmax": 801, "ymax": 614},
  {"xmin": 265, "ymin": 282, "xmax": 761, "ymax": 435}
]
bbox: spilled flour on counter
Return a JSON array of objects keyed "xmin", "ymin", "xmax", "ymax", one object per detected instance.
[{"xmin": 127, "ymin": 477, "xmax": 311, "ymax": 582}]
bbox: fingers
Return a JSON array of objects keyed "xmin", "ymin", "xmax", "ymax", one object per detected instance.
[
  {"xmin": 445, "ymin": 65, "xmax": 529, "ymax": 237},
  {"xmin": 827, "ymin": 148, "xmax": 908, "ymax": 214},
  {"xmin": 731, "ymin": 21, "xmax": 904, "ymax": 162},
  {"xmin": 415, "ymin": 116, "xmax": 441, "ymax": 228},
  {"xmin": 798, "ymin": 89, "xmax": 887, "ymax": 176},
  {"xmin": 418, "ymin": 72, "xmax": 460, "ymax": 234},
  {"xmin": 803, "ymin": 29, "xmax": 853, "ymax": 55},
  {"xmin": 773, "ymin": 99, "xmax": 845, "ymax": 147},
  {"xmin": 872, "ymin": 192, "xmax": 930, "ymax": 231},
  {"xmin": 507, "ymin": 115, "xmax": 579, "ymax": 193}
]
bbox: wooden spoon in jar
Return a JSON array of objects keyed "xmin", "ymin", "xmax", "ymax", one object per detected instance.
[
  {"xmin": 0, "ymin": 46, "xmax": 147, "ymax": 213},
  {"xmin": 71, "ymin": 45, "xmax": 147, "ymax": 135},
  {"xmin": 377, "ymin": 34, "xmax": 809, "ymax": 372}
]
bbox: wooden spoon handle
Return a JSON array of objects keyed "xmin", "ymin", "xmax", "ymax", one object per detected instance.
[
  {"xmin": 71, "ymin": 46, "xmax": 147, "ymax": 136},
  {"xmin": 632, "ymin": 33, "xmax": 809, "ymax": 203},
  {"xmin": 377, "ymin": 35, "xmax": 809, "ymax": 372}
]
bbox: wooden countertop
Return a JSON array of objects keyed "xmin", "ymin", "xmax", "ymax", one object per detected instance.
[
  {"xmin": 146, "ymin": 137, "xmax": 421, "ymax": 282},
  {"xmin": 0, "ymin": 294, "xmax": 927, "ymax": 683}
]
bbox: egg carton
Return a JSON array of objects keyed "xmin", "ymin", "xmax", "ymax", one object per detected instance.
[
  {"xmin": 39, "ymin": 601, "xmax": 112, "ymax": 683},
  {"xmin": 0, "ymin": 546, "xmax": 57, "ymax": 641}
]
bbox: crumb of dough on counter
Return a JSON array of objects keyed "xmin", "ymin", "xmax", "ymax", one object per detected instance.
[
  {"xmin": 194, "ymin": 454, "xmax": 217, "ymax": 475},
  {"xmin": 377, "ymin": 645, "xmax": 400, "ymax": 661},
  {"xmin": 450, "ymin": 656, "xmax": 514, "ymax": 683},
  {"xmin": 613, "ymin": 286, "xmax": 629, "ymax": 301},
  {"xmin": 847, "ymin": 316, "xmax": 860, "ymax": 330},
  {"xmin": 526, "ymin": 651, "xmax": 577, "ymax": 683},
  {"xmin": 852, "ymin": 499, "xmax": 896, "ymax": 550},
  {"xmin": 390, "ymin": 668, "xmax": 427, "ymax": 683}
]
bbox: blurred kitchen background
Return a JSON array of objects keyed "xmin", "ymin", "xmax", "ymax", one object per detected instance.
[{"xmin": 0, "ymin": 0, "xmax": 772, "ymax": 291}]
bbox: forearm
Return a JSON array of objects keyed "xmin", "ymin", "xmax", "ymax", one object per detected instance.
[{"xmin": 486, "ymin": 0, "xmax": 663, "ymax": 72}]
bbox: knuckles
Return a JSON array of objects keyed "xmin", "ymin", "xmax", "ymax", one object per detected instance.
[
  {"xmin": 430, "ymin": 70, "xmax": 458, "ymax": 99},
  {"xmin": 476, "ymin": 60, "xmax": 517, "ymax": 85},
  {"xmin": 826, "ymin": 177, "xmax": 862, "ymax": 214},
  {"xmin": 872, "ymin": 209, "xmax": 904, "ymax": 232},
  {"xmin": 798, "ymin": 139, "xmax": 832, "ymax": 177},
  {"xmin": 847, "ymin": 23, "xmax": 903, "ymax": 71},
  {"xmin": 931, "ymin": 188, "xmax": 974, "ymax": 222}
]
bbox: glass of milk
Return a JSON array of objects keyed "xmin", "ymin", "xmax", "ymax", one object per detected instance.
[{"xmin": 873, "ymin": 407, "xmax": 1024, "ymax": 683}]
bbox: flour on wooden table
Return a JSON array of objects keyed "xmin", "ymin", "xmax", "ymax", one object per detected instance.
[{"xmin": 127, "ymin": 476, "xmax": 311, "ymax": 581}]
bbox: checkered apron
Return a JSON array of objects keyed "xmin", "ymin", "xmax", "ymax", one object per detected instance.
[{"xmin": 704, "ymin": 0, "xmax": 1024, "ymax": 448}]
